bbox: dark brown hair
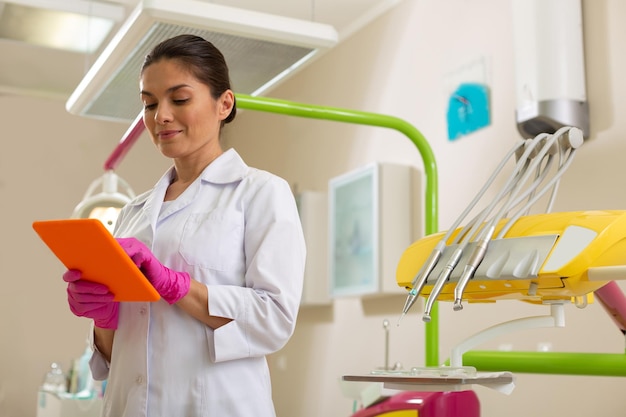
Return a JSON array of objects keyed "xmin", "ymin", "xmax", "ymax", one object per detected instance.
[{"xmin": 142, "ymin": 34, "xmax": 236, "ymax": 124}]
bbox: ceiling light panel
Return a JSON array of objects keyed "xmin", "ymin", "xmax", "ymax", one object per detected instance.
[{"xmin": 66, "ymin": 0, "xmax": 338, "ymax": 123}]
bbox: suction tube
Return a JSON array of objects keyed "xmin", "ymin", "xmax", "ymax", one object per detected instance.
[{"xmin": 595, "ymin": 281, "xmax": 626, "ymax": 335}]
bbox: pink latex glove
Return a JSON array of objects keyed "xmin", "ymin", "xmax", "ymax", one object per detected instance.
[
  {"xmin": 63, "ymin": 269, "xmax": 119, "ymax": 330},
  {"xmin": 116, "ymin": 237, "xmax": 191, "ymax": 304}
]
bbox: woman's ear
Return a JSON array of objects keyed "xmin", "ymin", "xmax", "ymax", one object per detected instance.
[{"xmin": 218, "ymin": 90, "xmax": 235, "ymax": 121}]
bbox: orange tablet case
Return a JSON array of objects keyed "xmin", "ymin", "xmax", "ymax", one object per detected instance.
[{"xmin": 32, "ymin": 218, "xmax": 160, "ymax": 302}]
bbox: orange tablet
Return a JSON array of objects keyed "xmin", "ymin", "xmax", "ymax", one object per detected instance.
[{"xmin": 32, "ymin": 218, "xmax": 160, "ymax": 302}]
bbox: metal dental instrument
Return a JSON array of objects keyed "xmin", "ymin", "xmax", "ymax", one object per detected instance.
[
  {"xmin": 453, "ymin": 225, "xmax": 495, "ymax": 311},
  {"xmin": 422, "ymin": 243, "xmax": 465, "ymax": 322},
  {"xmin": 398, "ymin": 241, "xmax": 445, "ymax": 325}
]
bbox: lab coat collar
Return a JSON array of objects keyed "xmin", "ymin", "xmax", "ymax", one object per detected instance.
[
  {"xmin": 125, "ymin": 148, "xmax": 248, "ymax": 231},
  {"xmin": 199, "ymin": 148, "xmax": 248, "ymax": 184},
  {"xmin": 124, "ymin": 148, "xmax": 248, "ymax": 209}
]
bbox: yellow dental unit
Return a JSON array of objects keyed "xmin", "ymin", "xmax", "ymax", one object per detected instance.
[
  {"xmin": 392, "ymin": 126, "xmax": 626, "ymax": 323},
  {"xmin": 397, "ymin": 210, "xmax": 626, "ymax": 306}
]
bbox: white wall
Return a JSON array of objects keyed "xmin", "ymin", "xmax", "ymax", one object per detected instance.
[
  {"xmin": 228, "ymin": 0, "xmax": 626, "ymax": 416},
  {"xmin": 2, "ymin": 0, "xmax": 626, "ymax": 416}
]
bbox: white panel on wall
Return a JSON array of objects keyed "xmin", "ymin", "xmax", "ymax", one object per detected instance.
[
  {"xmin": 329, "ymin": 162, "xmax": 422, "ymax": 297},
  {"xmin": 295, "ymin": 190, "xmax": 331, "ymax": 306}
]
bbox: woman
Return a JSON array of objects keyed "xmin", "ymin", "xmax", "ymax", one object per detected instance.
[{"xmin": 64, "ymin": 34, "xmax": 306, "ymax": 416}]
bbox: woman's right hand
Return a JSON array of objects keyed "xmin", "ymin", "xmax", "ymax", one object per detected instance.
[{"xmin": 63, "ymin": 269, "xmax": 119, "ymax": 330}]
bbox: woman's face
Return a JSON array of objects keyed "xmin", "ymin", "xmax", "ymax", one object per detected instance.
[{"xmin": 140, "ymin": 59, "xmax": 233, "ymax": 163}]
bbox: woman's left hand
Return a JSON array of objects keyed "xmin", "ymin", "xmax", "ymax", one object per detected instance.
[{"xmin": 116, "ymin": 237, "xmax": 191, "ymax": 304}]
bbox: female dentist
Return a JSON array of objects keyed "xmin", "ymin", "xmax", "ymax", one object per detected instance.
[{"xmin": 63, "ymin": 34, "xmax": 306, "ymax": 417}]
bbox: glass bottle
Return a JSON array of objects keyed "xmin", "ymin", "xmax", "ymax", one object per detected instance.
[{"xmin": 41, "ymin": 362, "xmax": 67, "ymax": 394}]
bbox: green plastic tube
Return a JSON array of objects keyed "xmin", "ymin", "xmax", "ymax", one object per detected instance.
[{"xmin": 461, "ymin": 351, "xmax": 626, "ymax": 377}]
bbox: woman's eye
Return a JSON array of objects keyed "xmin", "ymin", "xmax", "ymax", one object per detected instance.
[
  {"xmin": 173, "ymin": 98, "xmax": 189, "ymax": 105},
  {"xmin": 143, "ymin": 103, "xmax": 157, "ymax": 110}
]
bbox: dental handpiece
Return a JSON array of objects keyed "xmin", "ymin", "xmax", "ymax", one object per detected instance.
[
  {"xmin": 397, "ymin": 243, "xmax": 445, "ymax": 325},
  {"xmin": 398, "ymin": 289, "xmax": 418, "ymax": 326},
  {"xmin": 453, "ymin": 227, "xmax": 494, "ymax": 311},
  {"xmin": 423, "ymin": 244, "xmax": 464, "ymax": 322}
]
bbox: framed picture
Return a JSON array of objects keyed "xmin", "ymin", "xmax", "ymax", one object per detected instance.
[{"xmin": 329, "ymin": 163, "xmax": 379, "ymax": 297}]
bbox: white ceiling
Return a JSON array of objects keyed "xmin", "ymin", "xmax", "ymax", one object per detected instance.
[{"xmin": 0, "ymin": 0, "xmax": 400, "ymax": 101}]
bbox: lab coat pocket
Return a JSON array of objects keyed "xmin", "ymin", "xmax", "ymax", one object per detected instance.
[{"xmin": 180, "ymin": 209, "xmax": 244, "ymax": 271}]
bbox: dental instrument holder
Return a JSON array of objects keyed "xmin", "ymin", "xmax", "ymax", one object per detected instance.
[
  {"xmin": 420, "ymin": 127, "xmax": 580, "ymax": 319},
  {"xmin": 393, "ymin": 127, "xmax": 602, "ymax": 376},
  {"xmin": 424, "ymin": 234, "xmax": 557, "ymax": 299}
]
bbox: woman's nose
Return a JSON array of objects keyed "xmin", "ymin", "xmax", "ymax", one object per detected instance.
[{"xmin": 154, "ymin": 104, "xmax": 173, "ymax": 124}]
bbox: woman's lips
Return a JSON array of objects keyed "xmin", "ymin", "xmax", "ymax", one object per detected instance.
[{"xmin": 157, "ymin": 130, "xmax": 181, "ymax": 140}]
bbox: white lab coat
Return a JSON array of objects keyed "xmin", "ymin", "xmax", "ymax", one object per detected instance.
[{"xmin": 90, "ymin": 149, "xmax": 306, "ymax": 417}]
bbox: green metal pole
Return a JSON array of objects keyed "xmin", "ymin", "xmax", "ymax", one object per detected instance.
[
  {"xmin": 235, "ymin": 94, "xmax": 440, "ymax": 366},
  {"xmin": 461, "ymin": 351, "xmax": 626, "ymax": 377},
  {"xmin": 425, "ymin": 302, "xmax": 439, "ymax": 366}
]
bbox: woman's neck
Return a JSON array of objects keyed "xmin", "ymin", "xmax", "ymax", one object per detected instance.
[{"xmin": 172, "ymin": 147, "xmax": 223, "ymax": 184}]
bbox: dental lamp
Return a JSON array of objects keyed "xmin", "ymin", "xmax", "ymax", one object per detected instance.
[{"xmin": 71, "ymin": 113, "xmax": 144, "ymax": 232}]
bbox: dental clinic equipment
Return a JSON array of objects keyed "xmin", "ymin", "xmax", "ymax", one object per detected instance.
[
  {"xmin": 398, "ymin": 127, "xmax": 595, "ymax": 320},
  {"xmin": 398, "ymin": 137, "xmax": 530, "ymax": 324},
  {"xmin": 594, "ymin": 280, "xmax": 626, "ymax": 335},
  {"xmin": 71, "ymin": 114, "xmax": 143, "ymax": 231}
]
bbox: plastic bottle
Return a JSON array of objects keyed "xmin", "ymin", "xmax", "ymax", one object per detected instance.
[{"xmin": 41, "ymin": 362, "xmax": 67, "ymax": 394}]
